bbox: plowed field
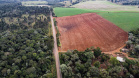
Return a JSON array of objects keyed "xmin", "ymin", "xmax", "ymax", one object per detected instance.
[{"xmin": 56, "ymin": 13, "xmax": 128, "ymax": 52}]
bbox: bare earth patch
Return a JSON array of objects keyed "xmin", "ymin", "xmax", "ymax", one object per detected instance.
[
  {"xmin": 103, "ymin": 44, "xmax": 134, "ymax": 60},
  {"xmin": 56, "ymin": 13, "xmax": 128, "ymax": 52}
]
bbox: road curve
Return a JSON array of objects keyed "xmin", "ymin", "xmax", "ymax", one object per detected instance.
[{"xmin": 50, "ymin": 12, "xmax": 62, "ymax": 78}]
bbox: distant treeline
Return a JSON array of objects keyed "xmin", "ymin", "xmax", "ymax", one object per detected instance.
[
  {"xmin": 110, "ymin": 0, "xmax": 139, "ymax": 5},
  {"xmin": 122, "ymin": 1, "xmax": 139, "ymax": 5}
]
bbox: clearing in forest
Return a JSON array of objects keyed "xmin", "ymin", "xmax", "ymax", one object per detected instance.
[{"xmin": 56, "ymin": 13, "xmax": 128, "ymax": 52}]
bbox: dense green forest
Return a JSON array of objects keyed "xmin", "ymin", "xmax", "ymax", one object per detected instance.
[
  {"xmin": 59, "ymin": 48, "xmax": 139, "ymax": 78},
  {"xmin": 0, "ymin": 2, "xmax": 56, "ymax": 78},
  {"xmin": 0, "ymin": 29, "xmax": 55, "ymax": 78}
]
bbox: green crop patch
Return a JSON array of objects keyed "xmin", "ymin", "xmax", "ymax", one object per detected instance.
[
  {"xmin": 98, "ymin": 13, "xmax": 139, "ymax": 31},
  {"xmin": 54, "ymin": 7, "xmax": 105, "ymax": 17},
  {"xmin": 22, "ymin": 1, "xmax": 48, "ymax": 6}
]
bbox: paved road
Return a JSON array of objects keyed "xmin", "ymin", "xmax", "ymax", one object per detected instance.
[{"xmin": 50, "ymin": 12, "xmax": 62, "ymax": 78}]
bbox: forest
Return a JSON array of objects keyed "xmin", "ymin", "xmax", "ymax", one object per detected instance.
[
  {"xmin": 0, "ymin": 2, "xmax": 56, "ymax": 78},
  {"xmin": 0, "ymin": 2, "xmax": 51, "ymax": 31},
  {"xmin": 59, "ymin": 47, "xmax": 139, "ymax": 78},
  {"xmin": 125, "ymin": 28, "xmax": 139, "ymax": 58}
]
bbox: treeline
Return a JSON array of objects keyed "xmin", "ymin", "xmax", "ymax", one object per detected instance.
[
  {"xmin": 122, "ymin": 1, "xmax": 139, "ymax": 5},
  {"xmin": 125, "ymin": 28, "xmax": 139, "ymax": 58},
  {"xmin": 110, "ymin": 0, "xmax": 139, "ymax": 5},
  {"xmin": 59, "ymin": 47, "xmax": 139, "ymax": 78}
]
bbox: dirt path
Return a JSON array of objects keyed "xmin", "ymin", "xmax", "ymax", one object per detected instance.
[
  {"xmin": 50, "ymin": 12, "xmax": 62, "ymax": 78},
  {"xmin": 103, "ymin": 44, "xmax": 134, "ymax": 60},
  {"xmin": 59, "ymin": 44, "xmax": 134, "ymax": 60}
]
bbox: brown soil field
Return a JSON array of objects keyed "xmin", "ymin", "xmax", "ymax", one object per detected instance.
[{"xmin": 56, "ymin": 13, "xmax": 128, "ymax": 52}]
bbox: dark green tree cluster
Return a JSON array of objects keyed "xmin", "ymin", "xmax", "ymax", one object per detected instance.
[
  {"xmin": 126, "ymin": 28, "xmax": 139, "ymax": 58},
  {"xmin": 121, "ymin": 58, "xmax": 139, "ymax": 78},
  {"xmin": 59, "ymin": 48, "xmax": 139, "ymax": 78},
  {"xmin": 111, "ymin": 0, "xmax": 139, "ymax": 5},
  {"xmin": 59, "ymin": 49, "xmax": 95, "ymax": 78},
  {"xmin": 0, "ymin": 29, "xmax": 56, "ymax": 78}
]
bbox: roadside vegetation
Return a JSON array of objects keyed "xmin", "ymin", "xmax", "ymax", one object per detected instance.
[
  {"xmin": 59, "ymin": 47, "xmax": 139, "ymax": 78},
  {"xmin": 54, "ymin": 18, "xmax": 61, "ymax": 47},
  {"xmin": 0, "ymin": 2, "xmax": 56, "ymax": 78}
]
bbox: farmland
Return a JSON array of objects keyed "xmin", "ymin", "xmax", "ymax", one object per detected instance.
[
  {"xmin": 54, "ymin": 7, "xmax": 139, "ymax": 31},
  {"xmin": 54, "ymin": 7, "xmax": 105, "ymax": 17},
  {"xmin": 72, "ymin": 1, "xmax": 139, "ymax": 11},
  {"xmin": 98, "ymin": 13, "xmax": 139, "ymax": 31},
  {"xmin": 54, "ymin": 0, "xmax": 139, "ymax": 31},
  {"xmin": 22, "ymin": 1, "xmax": 48, "ymax": 6},
  {"xmin": 56, "ymin": 13, "xmax": 128, "ymax": 52}
]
